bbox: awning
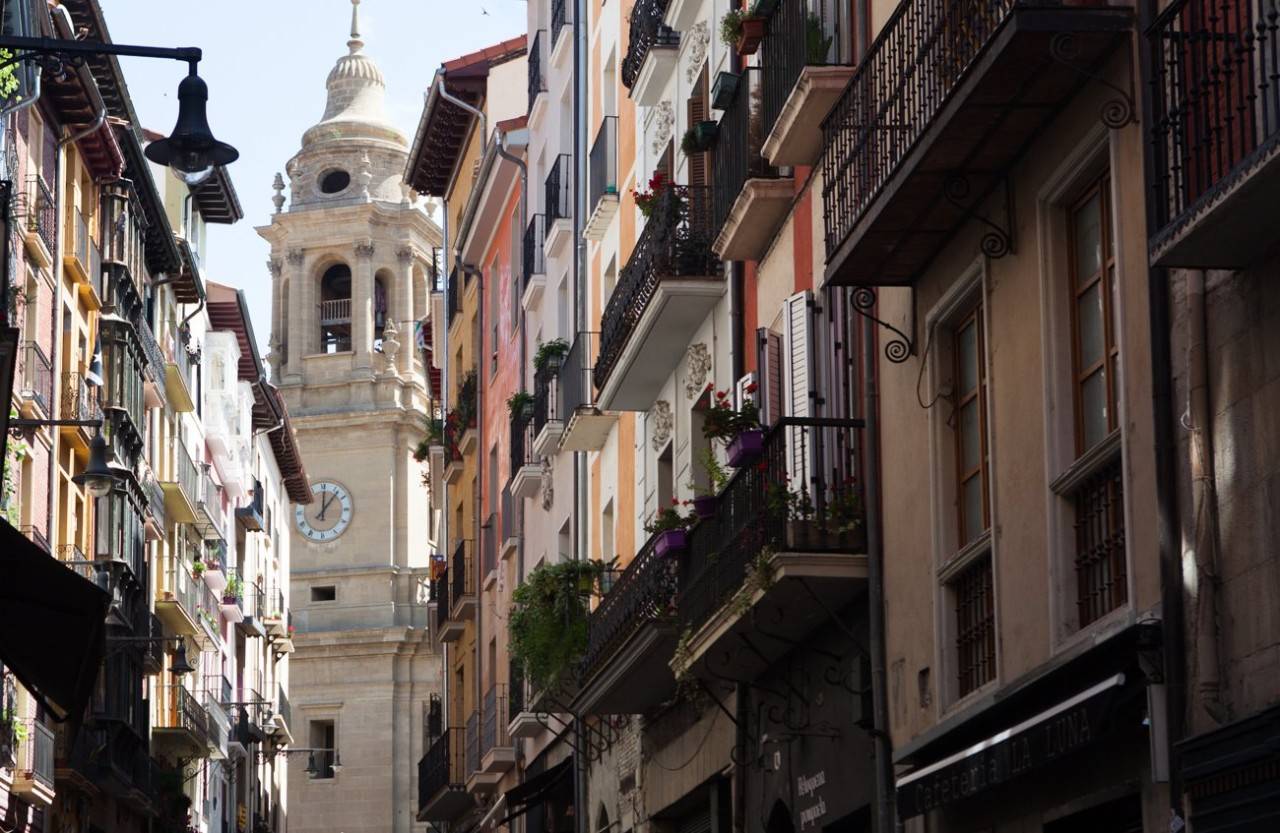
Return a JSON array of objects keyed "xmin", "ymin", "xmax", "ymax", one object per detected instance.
[
  {"xmin": 895, "ymin": 673, "xmax": 1131, "ymax": 820},
  {"xmin": 0, "ymin": 521, "xmax": 109, "ymax": 720},
  {"xmin": 497, "ymin": 757, "xmax": 573, "ymax": 825}
]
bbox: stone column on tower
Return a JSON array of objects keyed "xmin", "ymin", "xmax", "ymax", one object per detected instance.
[
  {"xmin": 353, "ymin": 240, "xmax": 376, "ymax": 371},
  {"xmin": 285, "ymin": 248, "xmax": 306, "ymax": 381},
  {"xmin": 396, "ymin": 246, "xmax": 416, "ymax": 376}
]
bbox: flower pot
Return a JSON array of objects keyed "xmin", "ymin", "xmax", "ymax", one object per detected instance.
[
  {"xmin": 694, "ymin": 120, "xmax": 718, "ymax": 149},
  {"xmin": 727, "ymin": 429, "xmax": 765, "ymax": 467},
  {"xmin": 654, "ymin": 529, "xmax": 689, "ymax": 558},
  {"xmin": 736, "ymin": 17, "xmax": 766, "ymax": 56},
  {"xmin": 711, "ymin": 71, "xmax": 740, "ymax": 110},
  {"xmin": 691, "ymin": 495, "xmax": 717, "ymax": 519}
]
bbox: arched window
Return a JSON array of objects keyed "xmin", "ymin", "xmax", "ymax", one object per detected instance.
[
  {"xmin": 374, "ymin": 274, "xmax": 389, "ymax": 344},
  {"xmin": 319, "ymin": 264, "xmax": 352, "ymax": 353}
]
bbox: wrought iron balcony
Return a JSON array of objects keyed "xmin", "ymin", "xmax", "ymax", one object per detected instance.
[
  {"xmin": 622, "ymin": 0, "xmax": 679, "ymax": 93},
  {"xmin": 465, "ymin": 711, "xmax": 481, "ymax": 777},
  {"xmin": 1148, "ymin": 0, "xmax": 1280, "ymax": 267},
  {"xmin": 156, "ymin": 552, "xmax": 202, "ymax": 638},
  {"xmin": 449, "ymin": 539, "xmax": 476, "ymax": 620},
  {"xmin": 101, "ymin": 181, "xmax": 149, "ymax": 302},
  {"xmin": 576, "ymin": 532, "xmax": 679, "ymax": 714},
  {"xmin": 529, "ymin": 30, "xmax": 547, "ymax": 116},
  {"xmin": 510, "ymin": 406, "xmax": 541, "ymax": 498},
  {"xmin": 154, "ymin": 684, "xmax": 210, "ymax": 757},
  {"xmin": 678, "ymin": 417, "xmax": 866, "ymax": 677},
  {"xmin": 12, "ymin": 719, "xmax": 55, "ymax": 804},
  {"xmin": 594, "ymin": 185, "xmax": 721, "ymax": 409},
  {"xmin": 67, "ymin": 208, "xmax": 104, "ymax": 300},
  {"xmin": 585, "ymin": 117, "xmax": 620, "ymax": 240},
  {"xmin": 447, "ymin": 266, "xmax": 461, "ymax": 327},
  {"xmin": 417, "ymin": 726, "xmax": 471, "ymax": 821},
  {"xmin": 545, "ymin": 153, "xmax": 572, "ymax": 231},
  {"xmin": 522, "ymin": 216, "xmax": 546, "ymax": 306},
  {"xmin": 552, "ymin": 0, "xmax": 569, "ymax": 49},
  {"xmin": 26, "ymin": 174, "xmax": 57, "ymax": 255},
  {"xmin": 17, "ymin": 341, "xmax": 53, "ymax": 416},
  {"xmin": 133, "ymin": 314, "xmax": 167, "ymax": 406},
  {"xmin": 821, "ymin": 0, "xmax": 1131, "ymax": 286},
  {"xmin": 162, "ymin": 439, "xmax": 201, "ymax": 524},
  {"xmin": 481, "ymin": 683, "xmax": 514, "ymax": 773}
]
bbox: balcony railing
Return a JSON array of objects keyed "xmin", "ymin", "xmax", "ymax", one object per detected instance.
[
  {"xmin": 143, "ymin": 471, "xmax": 167, "ymax": 530},
  {"xmin": 101, "ymin": 181, "xmax": 148, "ymax": 293},
  {"xmin": 679, "ymin": 418, "xmax": 865, "ymax": 637},
  {"xmin": 552, "ymin": 0, "xmax": 569, "ymax": 48},
  {"xmin": 510, "ymin": 407, "xmax": 536, "ymax": 476},
  {"xmin": 447, "ymin": 267, "xmax": 461, "ymax": 326},
  {"xmin": 712, "ymin": 67, "xmax": 776, "ymax": 235},
  {"xmin": 15, "ymin": 719, "xmax": 55, "ymax": 791},
  {"xmin": 482, "ymin": 515, "xmax": 498, "ymax": 578},
  {"xmin": 26, "ymin": 175, "xmax": 56, "ymax": 254},
  {"xmin": 594, "ymin": 185, "xmax": 718, "ymax": 391},
  {"xmin": 419, "ymin": 727, "xmax": 467, "ymax": 814},
  {"xmin": 623, "ymin": 0, "xmax": 678, "ymax": 89},
  {"xmin": 18, "ymin": 341, "xmax": 53, "ymax": 415},
  {"xmin": 481, "ymin": 684, "xmax": 510, "ymax": 755},
  {"xmin": 523, "ymin": 216, "xmax": 546, "ymax": 292},
  {"xmin": 160, "ymin": 684, "xmax": 210, "ymax": 746},
  {"xmin": 433, "ymin": 575, "xmax": 450, "ymax": 633},
  {"xmin": 72, "ymin": 209, "xmax": 104, "ymax": 297},
  {"xmin": 61, "ymin": 371, "xmax": 102, "ymax": 423},
  {"xmin": 589, "ymin": 117, "xmax": 619, "ymax": 214},
  {"xmin": 581, "ymin": 531, "xmax": 679, "ymax": 686},
  {"xmin": 450, "ymin": 539, "xmax": 475, "ymax": 612},
  {"xmin": 822, "ymin": 0, "xmax": 1025, "ymax": 262},
  {"xmin": 1071, "ymin": 449, "xmax": 1127, "ymax": 627},
  {"xmin": 528, "ymin": 30, "xmax": 547, "ymax": 112},
  {"xmin": 161, "ymin": 552, "xmax": 201, "ymax": 625},
  {"xmin": 533, "ymin": 363, "xmax": 559, "ymax": 437},
  {"xmin": 559, "ymin": 331, "xmax": 597, "ymax": 415},
  {"xmin": 1149, "ymin": 0, "xmax": 1280, "ymax": 242},
  {"xmin": 545, "ymin": 154, "xmax": 571, "ymax": 226},
  {"xmin": 465, "ymin": 711, "xmax": 480, "ymax": 775},
  {"xmin": 170, "ymin": 440, "xmax": 201, "ymax": 507},
  {"xmin": 761, "ymin": 0, "xmax": 852, "ymax": 138},
  {"xmin": 319, "ymin": 297, "xmax": 352, "ymax": 325},
  {"xmin": 134, "ymin": 315, "xmax": 167, "ymax": 391}
]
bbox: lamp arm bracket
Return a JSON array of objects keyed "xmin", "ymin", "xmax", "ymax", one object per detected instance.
[{"xmin": 0, "ymin": 36, "xmax": 200, "ymax": 74}]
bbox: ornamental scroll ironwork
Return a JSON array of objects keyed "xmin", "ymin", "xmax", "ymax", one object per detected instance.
[
  {"xmin": 943, "ymin": 175, "xmax": 1013, "ymax": 259},
  {"xmin": 850, "ymin": 288, "xmax": 915, "ymax": 364},
  {"xmin": 1048, "ymin": 33, "xmax": 1136, "ymax": 130}
]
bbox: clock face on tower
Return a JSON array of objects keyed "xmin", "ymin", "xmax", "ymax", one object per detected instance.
[{"xmin": 295, "ymin": 481, "xmax": 354, "ymax": 542}]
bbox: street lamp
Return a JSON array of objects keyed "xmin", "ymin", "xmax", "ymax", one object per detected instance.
[
  {"xmin": 144, "ymin": 65, "xmax": 240, "ymax": 185},
  {"xmin": 105, "ymin": 634, "xmax": 195, "ymax": 675},
  {"xmin": 71, "ymin": 432, "xmax": 117, "ymax": 497}
]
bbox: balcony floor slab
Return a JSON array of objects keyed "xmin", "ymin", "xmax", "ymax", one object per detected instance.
[
  {"xmin": 560, "ymin": 407, "xmax": 616, "ymax": 452},
  {"xmin": 762, "ymin": 66, "xmax": 855, "ymax": 168},
  {"xmin": 713, "ymin": 177, "xmax": 794, "ymax": 261}
]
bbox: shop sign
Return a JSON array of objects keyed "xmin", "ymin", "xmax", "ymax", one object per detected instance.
[{"xmin": 797, "ymin": 770, "xmax": 828, "ymax": 830}]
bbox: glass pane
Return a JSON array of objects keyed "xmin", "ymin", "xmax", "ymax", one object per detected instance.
[
  {"xmin": 1077, "ymin": 282, "xmax": 1104, "ymax": 369},
  {"xmin": 957, "ymin": 320, "xmax": 978, "ymax": 395},
  {"xmin": 1081, "ymin": 370, "xmax": 1108, "ymax": 449},
  {"xmin": 962, "ymin": 477, "xmax": 984, "ymax": 543},
  {"xmin": 960, "ymin": 400, "xmax": 980, "ymax": 472},
  {"xmin": 1073, "ymin": 193, "xmax": 1102, "ymax": 281}
]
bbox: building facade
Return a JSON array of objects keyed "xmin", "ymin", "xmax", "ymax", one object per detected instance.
[{"xmin": 259, "ymin": 5, "xmax": 443, "ymax": 833}]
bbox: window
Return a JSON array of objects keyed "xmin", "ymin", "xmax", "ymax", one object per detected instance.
[
  {"xmin": 656, "ymin": 443, "xmax": 674, "ymax": 515},
  {"xmin": 319, "ymin": 170, "xmax": 351, "ymax": 194},
  {"xmin": 319, "ymin": 264, "xmax": 353, "ymax": 353},
  {"xmin": 309, "ymin": 719, "xmax": 337, "ymax": 778},
  {"xmin": 310, "ymin": 585, "xmax": 336, "ymax": 602},
  {"xmin": 1066, "ymin": 173, "xmax": 1126, "ymax": 627},
  {"xmin": 953, "ymin": 303, "xmax": 989, "ymax": 546},
  {"xmin": 950, "ymin": 555, "xmax": 996, "ymax": 696}
]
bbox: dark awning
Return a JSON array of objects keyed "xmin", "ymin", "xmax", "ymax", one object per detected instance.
[
  {"xmin": 497, "ymin": 757, "xmax": 573, "ymax": 825},
  {"xmin": 0, "ymin": 521, "xmax": 109, "ymax": 720}
]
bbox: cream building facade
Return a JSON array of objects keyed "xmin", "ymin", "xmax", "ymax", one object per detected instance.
[{"xmin": 257, "ymin": 4, "xmax": 443, "ymax": 833}]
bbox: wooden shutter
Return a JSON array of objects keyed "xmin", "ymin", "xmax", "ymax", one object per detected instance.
[
  {"xmin": 687, "ymin": 66, "xmax": 711, "ymax": 187},
  {"xmin": 756, "ymin": 327, "xmax": 783, "ymax": 428}
]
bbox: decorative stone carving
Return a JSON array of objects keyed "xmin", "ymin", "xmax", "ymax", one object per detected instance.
[
  {"xmin": 541, "ymin": 464, "xmax": 554, "ymax": 511},
  {"xmin": 358, "ymin": 151, "xmax": 373, "ymax": 201},
  {"xmin": 684, "ymin": 22, "xmax": 710, "ymax": 85},
  {"xmin": 396, "ymin": 245, "xmax": 415, "ymax": 264},
  {"xmin": 286, "ymin": 248, "xmax": 305, "ymax": 266},
  {"xmin": 650, "ymin": 400, "xmax": 673, "ymax": 452},
  {"xmin": 651, "ymin": 101, "xmax": 675, "ymax": 156},
  {"xmin": 267, "ymin": 259, "xmax": 283, "ymax": 278},
  {"xmin": 272, "ymin": 172, "xmax": 286, "ymax": 214},
  {"xmin": 684, "ymin": 342, "xmax": 711, "ymax": 400},
  {"xmin": 354, "ymin": 240, "xmax": 376, "ymax": 259},
  {"xmin": 381, "ymin": 318, "xmax": 400, "ymax": 372}
]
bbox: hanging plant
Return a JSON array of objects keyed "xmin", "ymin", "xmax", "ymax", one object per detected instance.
[
  {"xmin": 681, "ymin": 122, "xmax": 718, "ymax": 156},
  {"xmin": 533, "ymin": 338, "xmax": 570, "ymax": 373},
  {"xmin": 508, "ymin": 559, "xmax": 608, "ymax": 692},
  {"xmin": 507, "ymin": 391, "xmax": 535, "ymax": 418}
]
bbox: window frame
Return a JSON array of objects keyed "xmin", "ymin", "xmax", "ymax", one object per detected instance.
[
  {"xmin": 951, "ymin": 301, "xmax": 990, "ymax": 547},
  {"xmin": 1067, "ymin": 174, "xmax": 1119, "ymax": 456}
]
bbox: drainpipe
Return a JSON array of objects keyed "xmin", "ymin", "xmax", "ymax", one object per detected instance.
[
  {"xmin": 1138, "ymin": 0, "xmax": 1187, "ymax": 815},
  {"xmin": 573, "ymin": 4, "xmax": 588, "ymax": 832},
  {"xmin": 862, "ymin": 314, "xmax": 894, "ymax": 833},
  {"xmin": 1185, "ymin": 270, "xmax": 1228, "ymax": 725}
]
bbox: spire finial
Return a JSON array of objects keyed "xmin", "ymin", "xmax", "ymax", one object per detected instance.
[{"xmin": 348, "ymin": 0, "xmax": 364, "ymax": 54}]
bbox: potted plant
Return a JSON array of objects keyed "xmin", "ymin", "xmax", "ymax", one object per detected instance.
[
  {"xmin": 720, "ymin": 2, "xmax": 769, "ymax": 56},
  {"xmin": 533, "ymin": 338, "xmax": 570, "ymax": 373},
  {"xmin": 508, "ymin": 559, "xmax": 607, "ymax": 692},
  {"xmin": 645, "ymin": 499, "xmax": 696, "ymax": 557},
  {"xmin": 223, "ymin": 573, "xmax": 243, "ymax": 606},
  {"xmin": 633, "ymin": 170, "xmax": 668, "ymax": 217},
  {"xmin": 701, "ymin": 384, "xmax": 763, "ymax": 466},
  {"xmin": 681, "ymin": 121, "xmax": 718, "ymax": 157},
  {"xmin": 687, "ymin": 448, "xmax": 729, "ymax": 519},
  {"xmin": 507, "ymin": 391, "xmax": 535, "ymax": 418},
  {"xmin": 192, "ymin": 560, "xmax": 206, "ymax": 579},
  {"xmin": 711, "ymin": 71, "xmax": 740, "ymax": 110}
]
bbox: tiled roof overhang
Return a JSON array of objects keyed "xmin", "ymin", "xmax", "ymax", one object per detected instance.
[
  {"xmin": 191, "ymin": 165, "xmax": 243, "ymax": 224},
  {"xmin": 172, "ymin": 238, "xmax": 204, "ymax": 305},
  {"xmin": 405, "ymin": 77, "xmax": 484, "ymax": 197},
  {"xmin": 254, "ymin": 383, "xmax": 312, "ymax": 505},
  {"xmin": 115, "ymin": 124, "xmax": 183, "ymax": 276}
]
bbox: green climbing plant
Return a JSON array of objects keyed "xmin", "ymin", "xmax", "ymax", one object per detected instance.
[{"xmin": 508, "ymin": 559, "xmax": 608, "ymax": 692}]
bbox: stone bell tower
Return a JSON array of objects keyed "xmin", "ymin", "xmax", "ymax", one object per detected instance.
[{"xmin": 256, "ymin": 2, "xmax": 442, "ymax": 832}]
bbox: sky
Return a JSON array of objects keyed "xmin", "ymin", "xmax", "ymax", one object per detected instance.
[{"xmin": 105, "ymin": 0, "xmax": 528, "ymax": 357}]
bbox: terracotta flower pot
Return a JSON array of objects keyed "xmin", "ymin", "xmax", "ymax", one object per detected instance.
[
  {"xmin": 727, "ymin": 429, "xmax": 765, "ymax": 467},
  {"xmin": 654, "ymin": 529, "xmax": 689, "ymax": 558},
  {"xmin": 736, "ymin": 17, "xmax": 766, "ymax": 56}
]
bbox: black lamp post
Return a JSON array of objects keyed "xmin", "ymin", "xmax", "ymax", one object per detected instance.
[{"xmin": 143, "ymin": 65, "xmax": 239, "ymax": 185}]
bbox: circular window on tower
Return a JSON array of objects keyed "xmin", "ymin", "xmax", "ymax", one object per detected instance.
[{"xmin": 319, "ymin": 169, "xmax": 351, "ymax": 194}]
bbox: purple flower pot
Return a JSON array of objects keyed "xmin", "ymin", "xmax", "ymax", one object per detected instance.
[
  {"xmin": 654, "ymin": 529, "xmax": 689, "ymax": 558},
  {"xmin": 727, "ymin": 429, "xmax": 765, "ymax": 467},
  {"xmin": 691, "ymin": 495, "xmax": 717, "ymax": 519}
]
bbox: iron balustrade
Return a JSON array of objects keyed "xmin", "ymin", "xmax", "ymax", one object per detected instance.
[
  {"xmin": 623, "ymin": 0, "xmax": 679, "ymax": 89},
  {"xmin": 545, "ymin": 154, "xmax": 571, "ymax": 225},
  {"xmin": 1072, "ymin": 449, "xmax": 1127, "ymax": 626},
  {"xmin": 433, "ymin": 575, "xmax": 450, "ymax": 632},
  {"xmin": 169, "ymin": 440, "xmax": 201, "ymax": 508},
  {"xmin": 679, "ymin": 417, "xmax": 865, "ymax": 638},
  {"xmin": 523, "ymin": 216, "xmax": 546, "ymax": 291},
  {"xmin": 101, "ymin": 181, "xmax": 148, "ymax": 297},
  {"xmin": 821, "ymin": 0, "xmax": 1025, "ymax": 260},
  {"xmin": 712, "ymin": 67, "xmax": 778, "ymax": 237},
  {"xmin": 511, "ymin": 406, "xmax": 537, "ymax": 476},
  {"xmin": 509, "ymin": 659, "xmax": 526, "ymax": 716},
  {"xmin": 589, "ymin": 117, "xmax": 619, "ymax": 215},
  {"xmin": 146, "ymin": 611, "xmax": 165, "ymax": 670},
  {"xmin": 134, "ymin": 314, "xmax": 166, "ymax": 390},
  {"xmin": 18, "ymin": 341, "xmax": 52, "ymax": 414},
  {"xmin": 162, "ymin": 552, "xmax": 201, "ymax": 625},
  {"xmin": 167, "ymin": 327, "xmax": 197, "ymax": 393},
  {"xmin": 483, "ymin": 515, "xmax": 498, "ymax": 577},
  {"xmin": 581, "ymin": 530, "xmax": 679, "ymax": 685},
  {"xmin": 61, "ymin": 371, "xmax": 102, "ymax": 423},
  {"xmin": 761, "ymin": 0, "xmax": 852, "ymax": 140},
  {"xmin": 552, "ymin": 0, "xmax": 569, "ymax": 48},
  {"xmin": 26, "ymin": 175, "xmax": 56, "ymax": 254},
  {"xmin": 15, "ymin": 720, "xmax": 55, "ymax": 789},
  {"xmin": 594, "ymin": 186, "xmax": 719, "ymax": 391},
  {"xmin": 481, "ymin": 684, "xmax": 510, "ymax": 755},
  {"xmin": 143, "ymin": 469, "xmax": 167, "ymax": 530},
  {"xmin": 533, "ymin": 363, "xmax": 559, "ymax": 437},
  {"xmin": 447, "ymin": 267, "xmax": 461, "ymax": 326},
  {"xmin": 559, "ymin": 331, "xmax": 598, "ymax": 417},
  {"xmin": 450, "ymin": 539, "xmax": 475, "ymax": 612},
  {"xmin": 419, "ymin": 726, "xmax": 467, "ymax": 810},
  {"xmin": 529, "ymin": 30, "xmax": 547, "ymax": 112},
  {"xmin": 161, "ymin": 684, "xmax": 210, "ymax": 745},
  {"xmin": 1148, "ymin": 0, "xmax": 1280, "ymax": 238},
  {"xmin": 465, "ymin": 711, "xmax": 480, "ymax": 774}
]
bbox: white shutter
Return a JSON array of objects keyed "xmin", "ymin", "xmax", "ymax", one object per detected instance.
[{"xmin": 781, "ymin": 291, "xmax": 816, "ymax": 491}]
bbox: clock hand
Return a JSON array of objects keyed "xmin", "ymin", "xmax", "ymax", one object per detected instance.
[{"xmin": 317, "ymin": 493, "xmax": 335, "ymax": 521}]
